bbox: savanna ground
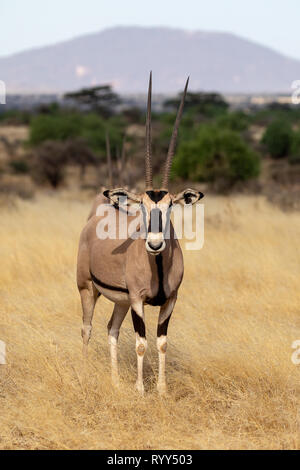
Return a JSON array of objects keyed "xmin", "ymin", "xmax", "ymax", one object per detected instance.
[{"xmin": 0, "ymin": 192, "xmax": 299, "ymax": 449}]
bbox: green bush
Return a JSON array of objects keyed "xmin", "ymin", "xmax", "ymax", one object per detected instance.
[
  {"xmin": 28, "ymin": 112, "xmax": 125, "ymax": 158},
  {"xmin": 216, "ymin": 111, "xmax": 251, "ymax": 132},
  {"xmin": 9, "ymin": 159, "xmax": 29, "ymax": 174},
  {"xmin": 262, "ymin": 119, "xmax": 293, "ymax": 158},
  {"xmin": 29, "ymin": 113, "xmax": 82, "ymax": 146},
  {"xmin": 0, "ymin": 110, "xmax": 32, "ymax": 125},
  {"xmin": 172, "ymin": 124, "xmax": 260, "ymax": 184}
]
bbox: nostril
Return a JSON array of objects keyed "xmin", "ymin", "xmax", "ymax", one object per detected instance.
[{"xmin": 148, "ymin": 241, "xmax": 163, "ymax": 251}]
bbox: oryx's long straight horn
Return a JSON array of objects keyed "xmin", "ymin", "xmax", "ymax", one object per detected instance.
[
  {"xmin": 162, "ymin": 77, "xmax": 189, "ymax": 189},
  {"xmin": 145, "ymin": 71, "xmax": 153, "ymax": 189},
  {"xmin": 106, "ymin": 130, "xmax": 113, "ymax": 187}
]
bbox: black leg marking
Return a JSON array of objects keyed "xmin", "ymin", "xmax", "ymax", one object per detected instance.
[
  {"xmin": 131, "ymin": 309, "xmax": 146, "ymax": 338},
  {"xmin": 157, "ymin": 315, "xmax": 171, "ymax": 337}
]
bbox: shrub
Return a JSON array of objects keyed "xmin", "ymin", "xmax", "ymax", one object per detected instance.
[
  {"xmin": 31, "ymin": 141, "xmax": 67, "ymax": 188},
  {"xmin": 29, "ymin": 113, "xmax": 82, "ymax": 146},
  {"xmin": 0, "ymin": 110, "xmax": 32, "ymax": 125},
  {"xmin": 262, "ymin": 119, "xmax": 293, "ymax": 158},
  {"xmin": 172, "ymin": 124, "xmax": 260, "ymax": 186},
  {"xmin": 164, "ymin": 92, "xmax": 228, "ymax": 118},
  {"xmin": 63, "ymin": 138, "xmax": 97, "ymax": 177},
  {"xmin": 9, "ymin": 159, "xmax": 29, "ymax": 174},
  {"xmin": 0, "ymin": 177, "xmax": 34, "ymax": 199},
  {"xmin": 216, "ymin": 111, "xmax": 251, "ymax": 132},
  {"xmin": 28, "ymin": 112, "xmax": 126, "ymax": 158}
]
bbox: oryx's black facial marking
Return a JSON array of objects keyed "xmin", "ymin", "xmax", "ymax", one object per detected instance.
[
  {"xmin": 146, "ymin": 190, "xmax": 168, "ymax": 203},
  {"xmin": 146, "ymin": 254, "xmax": 166, "ymax": 306},
  {"xmin": 131, "ymin": 309, "xmax": 146, "ymax": 338},
  {"xmin": 157, "ymin": 314, "xmax": 171, "ymax": 337},
  {"xmin": 148, "ymin": 208, "xmax": 162, "ymax": 233}
]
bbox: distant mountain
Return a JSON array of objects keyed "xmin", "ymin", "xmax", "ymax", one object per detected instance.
[{"xmin": 0, "ymin": 26, "xmax": 299, "ymax": 94}]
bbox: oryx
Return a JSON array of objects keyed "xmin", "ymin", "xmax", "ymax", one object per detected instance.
[{"xmin": 77, "ymin": 73, "xmax": 204, "ymax": 394}]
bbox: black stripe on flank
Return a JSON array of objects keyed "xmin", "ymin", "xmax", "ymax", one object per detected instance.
[
  {"xmin": 131, "ymin": 309, "xmax": 146, "ymax": 338},
  {"xmin": 90, "ymin": 271, "xmax": 129, "ymax": 293},
  {"xmin": 157, "ymin": 314, "xmax": 171, "ymax": 337},
  {"xmin": 145, "ymin": 254, "xmax": 167, "ymax": 306},
  {"xmin": 146, "ymin": 190, "xmax": 168, "ymax": 203}
]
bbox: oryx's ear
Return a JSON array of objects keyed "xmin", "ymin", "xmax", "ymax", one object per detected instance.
[
  {"xmin": 103, "ymin": 188, "xmax": 141, "ymax": 206},
  {"xmin": 172, "ymin": 188, "xmax": 204, "ymax": 205}
]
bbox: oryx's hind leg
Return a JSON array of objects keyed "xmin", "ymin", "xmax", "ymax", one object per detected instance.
[
  {"xmin": 157, "ymin": 294, "xmax": 177, "ymax": 395},
  {"xmin": 79, "ymin": 282, "xmax": 99, "ymax": 357},
  {"xmin": 107, "ymin": 303, "xmax": 129, "ymax": 387},
  {"xmin": 131, "ymin": 303, "xmax": 147, "ymax": 395}
]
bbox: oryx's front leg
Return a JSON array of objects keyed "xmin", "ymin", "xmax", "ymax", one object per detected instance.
[
  {"xmin": 157, "ymin": 294, "xmax": 177, "ymax": 395},
  {"xmin": 107, "ymin": 303, "xmax": 129, "ymax": 387},
  {"xmin": 80, "ymin": 282, "xmax": 99, "ymax": 357},
  {"xmin": 131, "ymin": 303, "xmax": 147, "ymax": 395}
]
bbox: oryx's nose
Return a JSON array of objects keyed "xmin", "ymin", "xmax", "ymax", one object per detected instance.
[{"xmin": 148, "ymin": 240, "xmax": 163, "ymax": 251}]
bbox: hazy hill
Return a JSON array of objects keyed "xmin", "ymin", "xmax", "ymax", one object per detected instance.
[{"xmin": 0, "ymin": 26, "xmax": 299, "ymax": 94}]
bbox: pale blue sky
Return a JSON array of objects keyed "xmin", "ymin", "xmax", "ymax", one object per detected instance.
[{"xmin": 0, "ymin": 0, "xmax": 299, "ymax": 59}]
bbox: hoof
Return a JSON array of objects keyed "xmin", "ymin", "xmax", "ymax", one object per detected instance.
[
  {"xmin": 135, "ymin": 381, "xmax": 145, "ymax": 396},
  {"xmin": 82, "ymin": 344, "xmax": 88, "ymax": 358},
  {"xmin": 157, "ymin": 382, "xmax": 167, "ymax": 396},
  {"xmin": 112, "ymin": 374, "xmax": 120, "ymax": 389}
]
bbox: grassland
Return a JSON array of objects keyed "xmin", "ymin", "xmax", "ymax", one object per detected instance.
[{"xmin": 0, "ymin": 192, "xmax": 299, "ymax": 449}]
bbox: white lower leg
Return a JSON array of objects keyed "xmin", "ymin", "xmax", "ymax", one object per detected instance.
[
  {"xmin": 108, "ymin": 335, "xmax": 119, "ymax": 386},
  {"xmin": 81, "ymin": 324, "xmax": 92, "ymax": 357},
  {"xmin": 157, "ymin": 335, "xmax": 167, "ymax": 394},
  {"xmin": 135, "ymin": 334, "xmax": 147, "ymax": 395}
]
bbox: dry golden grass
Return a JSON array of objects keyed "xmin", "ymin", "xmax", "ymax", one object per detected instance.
[{"xmin": 0, "ymin": 192, "xmax": 299, "ymax": 450}]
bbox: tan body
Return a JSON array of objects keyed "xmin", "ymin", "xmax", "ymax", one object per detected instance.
[
  {"xmin": 77, "ymin": 194, "xmax": 184, "ymax": 393},
  {"xmin": 79, "ymin": 206, "xmax": 183, "ymax": 305},
  {"xmin": 76, "ymin": 73, "xmax": 203, "ymax": 394}
]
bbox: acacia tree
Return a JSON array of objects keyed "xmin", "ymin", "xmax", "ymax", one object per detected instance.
[
  {"xmin": 164, "ymin": 91, "xmax": 228, "ymax": 117},
  {"xmin": 63, "ymin": 138, "xmax": 97, "ymax": 179},
  {"xmin": 64, "ymin": 85, "xmax": 120, "ymax": 117}
]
